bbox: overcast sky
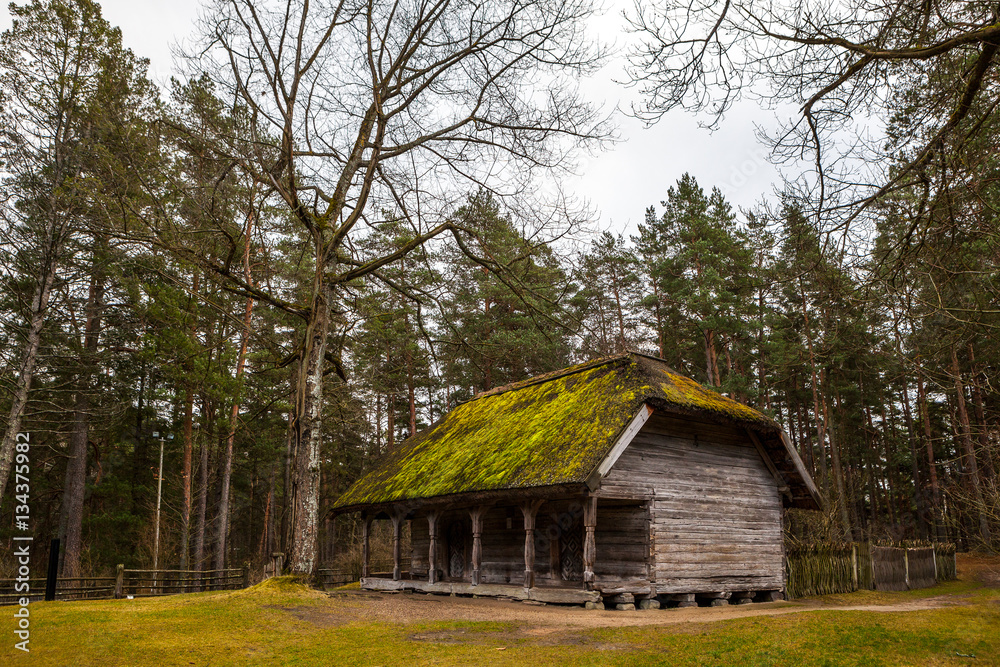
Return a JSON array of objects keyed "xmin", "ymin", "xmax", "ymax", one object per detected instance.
[{"xmin": 1, "ymin": 0, "xmax": 792, "ymax": 239}]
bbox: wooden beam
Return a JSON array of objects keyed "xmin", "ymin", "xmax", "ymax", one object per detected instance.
[
  {"xmin": 777, "ymin": 429, "xmax": 825, "ymax": 510},
  {"xmin": 745, "ymin": 429, "xmax": 790, "ymax": 498},
  {"xmin": 520, "ymin": 499, "xmax": 544, "ymax": 589},
  {"xmin": 587, "ymin": 405, "xmax": 653, "ymax": 490},
  {"xmin": 469, "ymin": 506, "xmax": 488, "ymax": 586},
  {"xmin": 361, "ymin": 514, "xmax": 372, "ymax": 580},
  {"xmin": 583, "ymin": 495, "xmax": 597, "ymax": 589},
  {"xmin": 427, "ymin": 511, "xmax": 440, "ymax": 584},
  {"xmin": 391, "ymin": 509, "xmax": 406, "ymax": 581}
]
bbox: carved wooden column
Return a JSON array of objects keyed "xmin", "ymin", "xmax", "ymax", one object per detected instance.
[
  {"xmin": 427, "ymin": 511, "xmax": 440, "ymax": 584},
  {"xmin": 469, "ymin": 506, "xmax": 487, "ymax": 586},
  {"xmin": 583, "ymin": 496, "xmax": 597, "ymax": 589},
  {"xmin": 391, "ymin": 510, "xmax": 405, "ymax": 581},
  {"xmin": 521, "ymin": 500, "xmax": 544, "ymax": 589},
  {"xmin": 361, "ymin": 513, "xmax": 372, "ymax": 580}
]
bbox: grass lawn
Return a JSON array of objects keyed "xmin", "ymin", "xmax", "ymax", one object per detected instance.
[{"xmin": 3, "ymin": 558, "xmax": 998, "ymax": 666}]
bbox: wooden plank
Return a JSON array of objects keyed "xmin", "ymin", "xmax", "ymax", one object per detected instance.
[
  {"xmin": 777, "ymin": 430, "xmax": 824, "ymax": 510},
  {"xmin": 746, "ymin": 429, "xmax": 789, "ymax": 495},
  {"xmin": 360, "ymin": 577, "xmax": 601, "ymax": 603},
  {"xmin": 587, "ymin": 404, "xmax": 653, "ymax": 490}
]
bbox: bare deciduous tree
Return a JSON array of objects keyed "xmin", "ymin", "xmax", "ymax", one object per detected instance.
[
  {"xmin": 155, "ymin": 0, "xmax": 609, "ymax": 573},
  {"xmin": 626, "ymin": 0, "xmax": 1000, "ymax": 239}
]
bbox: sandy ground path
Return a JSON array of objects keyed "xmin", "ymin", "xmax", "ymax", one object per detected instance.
[{"xmin": 286, "ymin": 589, "xmax": 968, "ymax": 631}]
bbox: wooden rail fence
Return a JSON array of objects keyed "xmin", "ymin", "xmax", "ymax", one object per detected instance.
[
  {"xmin": 0, "ymin": 564, "xmax": 249, "ymax": 605},
  {"xmin": 315, "ymin": 560, "xmax": 400, "ymax": 590},
  {"xmin": 786, "ymin": 542, "xmax": 957, "ymax": 599}
]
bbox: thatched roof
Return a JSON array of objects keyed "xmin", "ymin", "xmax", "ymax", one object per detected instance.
[{"xmin": 333, "ymin": 352, "xmax": 822, "ymax": 512}]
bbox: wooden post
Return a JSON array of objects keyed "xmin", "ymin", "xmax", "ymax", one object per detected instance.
[
  {"xmin": 904, "ymin": 548, "xmax": 910, "ymax": 589},
  {"xmin": 243, "ymin": 562, "xmax": 251, "ymax": 589},
  {"xmin": 521, "ymin": 500, "xmax": 544, "ymax": 589},
  {"xmin": 427, "ymin": 511, "xmax": 440, "ymax": 584},
  {"xmin": 851, "ymin": 544, "xmax": 858, "ymax": 591},
  {"xmin": 932, "ymin": 544, "xmax": 939, "ymax": 582},
  {"xmin": 583, "ymin": 496, "xmax": 597, "ymax": 589},
  {"xmin": 44, "ymin": 538, "xmax": 59, "ymax": 602},
  {"xmin": 869, "ymin": 542, "xmax": 875, "ymax": 590},
  {"xmin": 361, "ymin": 514, "xmax": 371, "ymax": 580},
  {"xmin": 391, "ymin": 511, "xmax": 404, "ymax": 581},
  {"xmin": 114, "ymin": 564, "xmax": 124, "ymax": 599},
  {"xmin": 469, "ymin": 506, "xmax": 487, "ymax": 586},
  {"xmin": 272, "ymin": 552, "xmax": 284, "ymax": 578},
  {"xmin": 644, "ymin": 501, "xmax": 654, "ymax": 584}
]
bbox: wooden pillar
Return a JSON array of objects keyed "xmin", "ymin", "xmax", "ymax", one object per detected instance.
[
  {"xmin": 583, "ymin": 496, "xmax": 597, "ymax": 589},
  {"xmin": 361, "ymin": 514, "xmax": 371, "ymax": 580},
  {"xmin": 521, "ymin": 500, "xmax": 544, "ymax": 589},
  {"xmin": 469, "ymin": 506, "xmax": 487, "ymax": 586},
  {"xmin": 391, "ymin": 510, "xmax": 404, "ymax": 581},
  {"xmin": 427, "ymin": 511, "xmax": 440, "ymax": 584}
]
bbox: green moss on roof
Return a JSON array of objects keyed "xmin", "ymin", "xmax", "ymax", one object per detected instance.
[{"xmin": 333, "ymin": 353, "xmax": 779, "ymax": 510}]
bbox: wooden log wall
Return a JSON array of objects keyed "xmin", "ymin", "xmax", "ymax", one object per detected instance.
[
  {"xmin": 594, "ymin": 503, "xmax": 648, "ymax": 582},
  {"xmin": 598, "ymin": 413, "xmax": 785, "ymax": 594}
]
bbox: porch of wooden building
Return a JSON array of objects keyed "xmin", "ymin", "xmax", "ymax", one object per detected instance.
[{"xmin": 354, "ymin": 494, "xmax": 654, "ymax": 606}]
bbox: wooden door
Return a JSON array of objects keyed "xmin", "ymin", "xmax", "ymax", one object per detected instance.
[
  {"xmin": 559, "ymin": 522, "xmax": 583, "ymax": 581},
  {"xmin": 447, "ymin": 521, "xmax": 466, "ymax": 579}
]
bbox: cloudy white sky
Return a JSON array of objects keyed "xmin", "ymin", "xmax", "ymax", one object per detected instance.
[{"xmin": 1, "ymin": 0, "xmax": 793, "ymax": 238}]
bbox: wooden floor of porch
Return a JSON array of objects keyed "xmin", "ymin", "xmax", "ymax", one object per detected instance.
[{"xmin": 360, "ymin": 577, "xmax": 603, "ymax": 604}]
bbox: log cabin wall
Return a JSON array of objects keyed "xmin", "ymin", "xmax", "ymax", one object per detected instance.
[
  {"xmin": 598, "ymin": 412, "xmax": 784, "ymax": 594},
  {"xmin": 594, "ymin": 502, "xmax": 649, "ymax": 582}
]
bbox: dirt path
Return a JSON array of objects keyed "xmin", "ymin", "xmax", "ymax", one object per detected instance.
[{"xmin": 282, "ymin": 589, "xmax": 968, "ymax": 631}]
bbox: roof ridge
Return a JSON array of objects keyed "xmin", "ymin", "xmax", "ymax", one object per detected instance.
[{"xmin": 464, "ymin": 352, "xmax": 633, "ymax": 403}]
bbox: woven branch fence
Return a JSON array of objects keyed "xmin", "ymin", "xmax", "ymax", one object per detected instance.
[{"xmin": 786, "ymin": 542, "xmax": 957, "ymax": 599}]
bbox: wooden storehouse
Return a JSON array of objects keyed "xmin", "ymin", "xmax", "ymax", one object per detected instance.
[{"xmin": 331, "ymin": 352, "xmax": 822, "ymax": 607}]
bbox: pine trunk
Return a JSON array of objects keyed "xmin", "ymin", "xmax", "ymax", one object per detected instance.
[
  {"xmin": 950, "ymin": 347, "xmax": 991, "ymax": 544},
  {"xmin": 180, "ymin": 271, "xmax": 199, "ymax": 570},
  {"xmin": 0, "ymin": 262, "xmax": 58, "ymax": 505},
  {"xmin": 58, "ymin": 265, "xmax": 103, "ymax": 576},
  {"xmin": 193, "ymin": 396, "xmax": 213, "ymax": 573},
  {"xmin": 967, "ymin": 344, "xmax": 996, "ymax": 479},
  {"xmin": 213, "ymin": 216, "xmax": 255, "ymax": 571},
  {"xmin": 917, "ymin": 365, "xmax": 945, "ymax": 540}
]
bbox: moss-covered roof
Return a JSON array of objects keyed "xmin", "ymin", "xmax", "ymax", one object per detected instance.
[{"xmin": 332, "ymin": 352, "xmax": 805, "ymax": 511}]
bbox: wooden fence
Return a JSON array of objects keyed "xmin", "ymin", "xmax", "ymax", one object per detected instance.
[
  {"xmin": 0, "ymin": 576, "xmax": 115, "ymax": 605},
  {"xmin": 786, "ymin": 543, "xmax": 957, "ymax": 599},
  {"xmin": 0, "ymin": 565, "xmax": 248, "ymax": 605},
  {"xmin": 315, "ymin": 560, "xmax": 401, "ymax": 590},
  {"xmin": 115, "ymin": 565, "xmax": 249, "ymax": 598}
]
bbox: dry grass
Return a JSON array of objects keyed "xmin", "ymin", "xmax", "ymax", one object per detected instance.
[{"xmin": 2, "ymin": 558, "xmax": 998, "ymax": 666}]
